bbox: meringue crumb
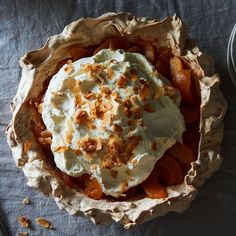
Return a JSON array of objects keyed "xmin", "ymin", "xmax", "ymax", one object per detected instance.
[
  {"xmin": 36, "ymin": 217, "xmax": 53, "ymax": 229},
  {"xmin": 18, "ymin": 216, "xmax": 30, "ymax": 228},
  {"xmin": 18, "ymin": 233, "xmax": 28, "ymax": 236},
  {"xmin": 22, "ymin": 197, "xmax": 30, "ymax": 205}
]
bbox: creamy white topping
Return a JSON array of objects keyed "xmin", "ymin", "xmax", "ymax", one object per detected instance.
[{"xmin": 42, "ymin": 49, "xmax": 185, "ymax": 197}]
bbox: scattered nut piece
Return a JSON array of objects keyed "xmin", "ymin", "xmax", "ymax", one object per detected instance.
[
  {"xmin": 40, "ymin": 130, "xmax": 52, "ymax": 138},
  {"xmin": 130, "ymin": 68, "xmax": 138, "ymax": 81},
  {"xmin": 36, "ymin": 217, "xmax": 53, "ymax": 229},
  {"xmin": 37, "ymin": 103, "xmax": 43, "ymax": 114},
  {"xmin": 18, "ymin": 216, "xmax": 29, "ymax": 228},
  {"xmin": 139, "ymin": 83, "xmax": 150, "ymax": 101},
  {"xmin": 18, "ymin": 232, "xmax": 28, "ymax": 236},
  {"xmin": 117, "ymin": 75, "xmax": 127, "ymax": 88},
  {"xmin": 84, "ymin": 91, "xmax": 94, "ymax": 100},
  {"xmin": 64, "ymin": 59, "xmax": 74, "ymax": 74},
  {"xmin": 53, "ymin": 146, "xmax": 70, "ymax": 153},
  {"xmin": 107, "ymin": 68, "xmax": 114, "ymax": 80},
  {"xmin": 74, "ymin": 149, "xmax": 81, "ymax": 155},
  {"xmin": 74, "ymin": 109, "xmax": 89, "ymax": 125},
  {"xmin": 22, "ymin": 197, "xmax": 30, "ymax": 205}
]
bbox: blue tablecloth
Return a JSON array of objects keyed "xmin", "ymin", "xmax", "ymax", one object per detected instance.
[{"xmin": 1, "ymin": 0, "xmax": 236, "ymax": 235}]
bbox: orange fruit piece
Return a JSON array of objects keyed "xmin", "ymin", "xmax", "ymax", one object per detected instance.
[
  {"xmin": 158, "ymin": 154, "xmax": 184, "ymax": 186},
  {"xmin": 141, "ymin": 167, "xmax": 168, "ymax": 199},
  {"xmin": 180, "ymin": 106, "xmax": 200, "ymax": 123},
  {"xmin": 171, "ymin": 69, "xmax": 199, "ymax": 106},
  {"xmin": 84, "ymin": 176, "xmax": 103, "ymax": 200},
  {"xmin": 138, "ymin": 40, "xmax": 156, "ymax": 64},
  {"xmin": 166, "ymin": 142, "xmax": 196, "ymax": 173},
  {"xmin": 170, "ymin": 56, "xmax": 183, "ymax": 77},
  {"xmin": 155, "ymin": 48, "xmax": 173, "ymax": 79}
]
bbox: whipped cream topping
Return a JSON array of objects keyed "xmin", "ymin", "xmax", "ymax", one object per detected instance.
[{"xmin": 42, "ymin": 49, "xmax": 185, "ymax": 197}]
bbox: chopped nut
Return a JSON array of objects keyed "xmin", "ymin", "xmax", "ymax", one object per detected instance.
[
  {"xmin": 100, "ymin": 86, "xmax": 111, "ymax": 96},
  {"xmin": 23, "ymin": 140, "xmax": 32, "ymax": 153},
  {"xmin": 38, "ymin": 137, "xmax": 52, "ymax": 145},
  {"xmin": 117, "ymin": 75, "xmax": 127, "ymax": 88},
  {"xmin": 139, "ymin": 83, "xmax": 150, "ymax": 101},
  {"xmin": 101, "ymin": 100, "xmax": 113, "ymax": 111},
  {"xmin": 53, "ymin": 146, "xmax": 69, "ymax": 153},
  {"xmin": 22, "ymin": 197, "xmax": 30, "ymax": 205},
  {"xmin": 103, "ymin": 111, "xmax": 112, "ymax": 125},
  {"xmin": 130, "ymin": 68, "xmax": 138, "ymax": 81},
  {"xmin": 120, "ymin": 182, "xmax": 128, "ymax": 192},
  {"xmin": 74, "ymin": 109, "xmax": 89, "ymax": 125},
  {"xmin": 18, "ymin": 216, "xmax": 29, "ymax": 228},
  {"xmin": 64, "ymin": 60, "xmax": 74, "ymax": 74},
  {"xmin": 37, "ymin": 103, "xmax": 43, "ymax": 114},
  {"xmin": 84, "ymin": 91, "xmax": 94, "ymax": 100},
  {"xmin": 40, "ymin": 130, "xmax": 52, "ymax": 138},
  {"xmin": 111, "ymin": 91, "xmax": 122, "ymax": 102},
  {"xmin": 97, "ymin": 71, "xmax": 106, "ymax": 84},
  {"xmin": 143, "ymin": 103, "xmax": 155, "ymax": 113},
  {"xmin": 126, "ymin": 136, "xmax": 141, "ymax": 155},
  {"xmin": 112, "ymin": 124, "xmax": 123, "ymax": 133},
  {"xmin": 72, "ymin": 81, "xmax": 83, "ymax": 106},
  {"xmin": 80, "ymin": 137, "xmax": 102, "ymax": 153},
  {"xmin": 124, "ymin": 107, "xmax": 132, "ymax": 118},
  {"xmin": 107, "ymin": 68, "xmax": 114, "ymax": 80},
  {"xmin": 19, "ymin": 232, "xmax": 28, "ymax": 236},
  {"xmin": 36, "ymin": 217, "xmax": 53, "ymax": 229},
  {"xmin": 74, "ymin": 149, "xmax": 81, "ymax": 155},
  {"xmin": 51, "ymin": 91, "xmax": 64, "ymax": 97},
  {"xmin": 65, "ymin": 118, "xmax": 74, "ymax": 145}
]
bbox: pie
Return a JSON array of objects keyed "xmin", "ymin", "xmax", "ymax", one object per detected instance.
[{"xmin": 6, "ymin": 13, "xmax": 227, "ymax": 228}]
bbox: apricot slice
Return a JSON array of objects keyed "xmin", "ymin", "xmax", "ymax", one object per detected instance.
[
  {"xmin": 158, "ymin": 154, "xmax": 183, "ymax": 186},
  {"xmin": 180, "ymin": 106, "xmax": 200, "ymax": 123},
  {"xmin": 84, "ymin": 176, "xmax": 103, "ymax": 200},
  {"xmin": 138, "ymin": 40, "xmax": 156, "ymax": 64},
  {"xmin": 127, "ymin": 45, "xmax": 142, "ymax": 53},
  {"xmin": 166, "ymin": 142, "xmax": 196, "ymax": 172},
  {"xmin": 171, "ymin": 69, "xmax": 198, "ymax": 105},
  {"xmin": 170, "ymin": 56, "xmax": 183, "ymax": 77},
  {"xmin": 155, "ymin": 48, "xmax": 173, "ymax": 78},
  {"xmin": 141, "ymin": 168, "xmax": 168, "ymax": 199}
]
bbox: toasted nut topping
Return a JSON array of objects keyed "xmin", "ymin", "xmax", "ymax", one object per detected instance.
[
  {"xmin": 130, "ymin": 68, "xmax": 138, "ymax": 81},
  {"xmin": 18, "ymin": 216, "xmax": 29, "ymax": 228},
  {"xmin": 143, "ymin": 103, "xmax": 155, "ymax": 113},
  {"xmin": 65, "ymin": 118, "xmax": 74, "ymax": 145},
  {"xmin": 19, "ymin": 232, "xmax": 28, "ymax": 236},
  {"xmin": 53, "ymin": 146, "xmax": 69, "ymax": 153},
  {"xmin": 73, "ymin": 81, "xmax": 83, "ymax": 106},
  {"xmin": 107, "ymin": 68, "xmax": 114, "ymax": 80},
  {"xmin": 38, "ymin": 137, "xmax": 52, "ymax": 145},
  {"xmin": 124, "ymin": 107, "xmax": 132, "ymax": 118},
  {"xmin": 84, "ymin": 91, "xmax": 94, "ymax": 100},
  {"xmin": 111, "ymin": 91, "xmax": 122, "ymax": 102},
  {"xmin": 40, "ymin": 130, "xmax": 52, "ymax": 138},
  {"xmin": 37, "ymin": 103, "xmax": 43, "ymax": 114},
  {"xmin": 100, "ymin": 86, "xmax": 112, "ymax": 96},
  {"xmin": 112, "ymin": 124, "xmax": 123, "ymax": 133},
  {"xmin": 51, "ymin": 91, "xmax": 64, "ymax": 97},
  {"xmin": 120, "ymin": 182, "xmax": 128, "ymax": 192},
  {"xmin": 151, "ymin": 142, "xmax": 157, "ymax": 151},
  {"xmin": 64, "ymin": 60, "xmax": 74, "ymax": 74},
  {"xmin": 103, "ymin": 111, "xmax": 112, "ymax": 125},
  {"xmin": 139, "ymin": 83, "xmax": 150, "ymax": 101},
  {"xmin": 36, "ymin": 217, "xmax": 53, "ymax": 229},
  {"xmin": 110, "ymin": 169, "xmax": 118, "ymax": 178},
  {"xmin": 74, "ymin": 109, "xmax": 89, "ymax": 125},
  {"xmin": 74, "ymin": 149, "xmax": 81, "ymax": 155},
  {"xmin": 22, "ymin": 197, "xmax": 30, "ymax": 205},
  {"xmin": 80, "ymin": 138, "xmax": 102, "ymax": 153},
  {"xmin": 117, "ymin": 75, "xmax": 127, "ymax": 88},
  {"xmin": 97, "ymin": 71, "xmax": 106, "ymax": 84},
  {"xmin": 126, "ymin": 136, "xmax": 141, "ymax": 155},
  {"xmin": 23, "ymin": 140, "xmax": 32, "ymax": 153}
]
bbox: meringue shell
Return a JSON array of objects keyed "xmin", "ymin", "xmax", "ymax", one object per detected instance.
[{"xmin": 6, "ymin": 12, "xmax": 227, "ymax": 228}]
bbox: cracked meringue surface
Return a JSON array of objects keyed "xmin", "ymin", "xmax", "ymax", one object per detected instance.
[{"xmin": 42, "ymin": 49, "xmax": 185, "ymax": 197}]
